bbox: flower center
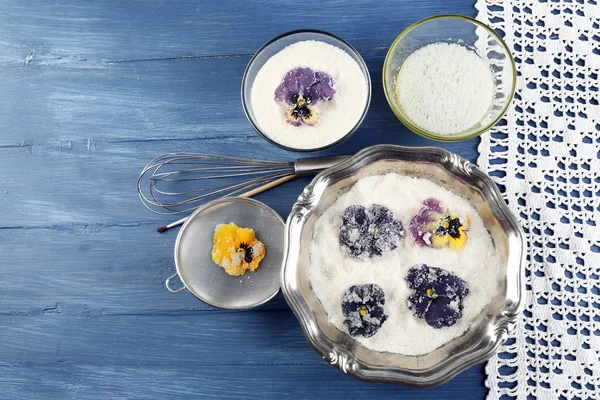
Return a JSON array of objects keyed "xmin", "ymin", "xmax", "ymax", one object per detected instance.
[
  {"xmin": 359, "ymin": 305, "xmax": 368, "ymax": 317},
  {"xmin": 238, "ymin": 242, "xmax": 254, "ymax": 263},
  {"xmin": 274, "ymin": 68, "xmax": 336, "ymax": 127},
  {"xmin": 290, "ymin": 103, "xmax": 312, "ymax": 120},
  {"xmin": 426, "ymin": 288, "xmax": 438, "ymax": 298},
  {"xmin": 446, "ymin": 217, "xmax": 463, "ymax": 238}
]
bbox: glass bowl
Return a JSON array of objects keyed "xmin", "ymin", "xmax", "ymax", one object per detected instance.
[
  {"xmin": 242, "ymin": 30, "xmax": 372, "ymax": 152},
  {"xmin": 383, "ymin": 15, "xmax": 516, "ymax": 142}
]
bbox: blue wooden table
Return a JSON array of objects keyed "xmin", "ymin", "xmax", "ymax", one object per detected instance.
[{"xmin": 0, "ymin": 1, "xmax": 490, "ymax": 398}]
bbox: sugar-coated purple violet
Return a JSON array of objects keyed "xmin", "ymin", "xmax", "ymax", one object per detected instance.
[
  {"xmin": 341, "ymin": 283, "xmax": 388, "ymax": 338},
  {"xmin": 339, "ymin": 204, "xmax": 404, "ymax": 259},
  {"xmin": 274, "ymin": 67, "xmax": 335, "ymax": 126},
  {"xmin": 405, "ymin": 264, "xmax": 469, "ymax": 329}
]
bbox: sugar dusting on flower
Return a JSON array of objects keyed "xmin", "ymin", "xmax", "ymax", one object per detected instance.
[
  {"xmin": 341, "ymin": 283, "xmax": 388, "ymax": 337},
  {"xmin": 274, "ymin": 67, "xmax": 335, "ymax": 126},
  {"xmin": 339, "ymin": 204, "xmax": 404, "ymax": 259},
  {"xmin": 408, "ymin": 198, "xmax": 470, "ymax": 249},
  {"xmin": 211, "ymin": 223, "xmax": 266, "ymax": 276},
  {"xmin": 405, "ymin": 264, "xmax": 469, "ymax": 329}
]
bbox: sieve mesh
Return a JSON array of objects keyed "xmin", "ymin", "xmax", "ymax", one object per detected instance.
[{"xmin": 175, "ymin": 197, "xmax": 285, "ymax": 309}]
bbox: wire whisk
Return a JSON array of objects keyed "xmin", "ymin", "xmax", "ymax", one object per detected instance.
[{"xmin": 138, "ymin": 152, "xmax": 348, "ymax": 217}]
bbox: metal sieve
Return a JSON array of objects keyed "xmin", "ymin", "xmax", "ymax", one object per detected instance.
[{"xmin": 166, "ymin": 197, "xmax": 285, "ymax": 309}]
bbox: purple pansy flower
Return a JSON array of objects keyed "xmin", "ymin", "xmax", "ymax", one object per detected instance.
[
  {"xmin": 405, "ymin": 264, "xmax": 469, "ymax": 329},
  {"xmin": 274, "ymin": 67, "xmax": 335, "ymax": 126},
  {"xmin": 339, "ymin": 204, "xmax": 404, "ymax": 259},
  {"xmin": 341, "ymin": 283, "xmax": 388, "ymax": 338}
]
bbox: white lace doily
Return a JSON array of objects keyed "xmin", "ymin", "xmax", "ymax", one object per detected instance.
[{"xmin": 476, "ymin": 0, "xmax": 600, "ymax": 398}]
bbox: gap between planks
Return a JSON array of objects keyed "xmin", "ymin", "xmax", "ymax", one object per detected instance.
[{"xmin": 7, "ymin": 47, "xmax": 389, "ymax": 69}]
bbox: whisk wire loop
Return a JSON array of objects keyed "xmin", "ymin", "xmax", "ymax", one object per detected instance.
[
  {"xmin": 137, "ymin": 152, "xmax": 348, "ymax": 217},
  {"xmin": 138, "ymin": 153, "xmax": 296, "ymax": 215}
]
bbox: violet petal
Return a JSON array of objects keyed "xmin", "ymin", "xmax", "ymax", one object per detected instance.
[
  {"xmin": 341, "ymin": 283, "xmax": 388, "ymax": 338},
  {"xmin": 339, "ymin": 204, "xmax": 404, "ymax": 259},
  {"xmin": 409, "ymin": 198, "xmax": 445, "ymax": 247},
  {"xmin": 422, "ymin": 198, "xmax": 444, "ymax": 213},
  {"xmin": 274, "ymin": 67, "xmax": 316, "ymax": 104},
  {"xmin": 305, "ymin": 71, "xmax": 336, "ymax": 102},
  {"xmin": 424, "ymin": 296, "xmax": 462, "ymax": 329},
  {"xmin": 405, "ymin": 264, "xmax": 469, "ymax": 329}
]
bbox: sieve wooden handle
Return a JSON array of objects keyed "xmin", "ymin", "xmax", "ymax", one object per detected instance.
[{"xmin": 239, "ymin": 174, "xmax": 297, "ymax": 198}]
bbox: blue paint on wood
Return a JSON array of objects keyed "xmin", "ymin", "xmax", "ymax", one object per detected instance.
[
  {"xmin": 0, "ymin": 0, "xmax": 475, "ymax": 65},
  {"xmin": 0, "ymin": 0, "xmax": 490, "ymax": 398}
]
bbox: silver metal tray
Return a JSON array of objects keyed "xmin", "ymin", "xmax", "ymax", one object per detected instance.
[{"xmin": 280, "ymin": 144, "xmax": 525, "ymax": 387}]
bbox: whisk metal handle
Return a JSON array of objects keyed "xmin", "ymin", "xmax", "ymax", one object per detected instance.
[{"xmin": 294, "ymin": 156, "xmax": 349, "ymax": 175}]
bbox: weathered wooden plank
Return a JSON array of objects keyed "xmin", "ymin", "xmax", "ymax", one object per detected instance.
[
  {"xmin": 0, "ymin": 50, "xmax": 475, "ymax": 145},
  {"xmin": 0, "ymin": 219, "xmax": 487, "ymax": 397},
  {"xmin": 0, "ymin": 362, "xmax": 486, "ymax": 399},
  {"xmin": 0, "ymin": 136, "xmax": 316, "ymax": 226},
  {"xmin": 0, "ymin": 0, "xmax": 491, "ymax": 398},
  {"xmin": 0, "ymin": 224, "xmax": 291, "ymax": 313},
  {"xmin": 0, "ymin": 139, "xmax": 478, "ymax": 227},
  {"xmin": 0, "ymin": 51, "xmax": 479, "ymax": 226},
  {"xmin": 0, "ymin": 0, "xmax": 475, "ymax": 66},
  {"xmin": 1, "ymin": 312, "xmax": 318, "ymax": 365}
]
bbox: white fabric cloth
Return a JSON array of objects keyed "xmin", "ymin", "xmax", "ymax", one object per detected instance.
[{"xmin": 475, "ymin": 0, "xmax": 600, "ymax": 398}]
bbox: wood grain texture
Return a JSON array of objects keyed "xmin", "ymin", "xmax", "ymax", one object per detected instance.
[
  {"xmin": 0, "ymin": 0, "xmax": 474, "ymax": 64},
  {"xmin": 0, "ymin": 364, "xmax": 486, "ymax": 399},
  {"xmin": 0, "ymin": 0, "xmax": 489, "ymax": 398},
  {"xmin": 0, "ymin": 52, "xmax": 477, "ymax": 226}
]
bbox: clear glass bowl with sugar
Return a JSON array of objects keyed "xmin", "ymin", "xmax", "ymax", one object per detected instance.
[
  {"xmin": 242, "ymin": 30, "xmax": 372, "ymax": 152},
  {"xmin": 383, "ymin": 15, "xmax": 516, "ymax": 142}
]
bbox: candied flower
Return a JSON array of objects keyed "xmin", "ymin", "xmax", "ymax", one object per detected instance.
[
  {"xmin": 339, "ymin": 204, "xmax": 404, "ymax": 259},
  {"xmin": 341, "ymin": 283, "xmax": 388, "ymax": 338},
  {"xmin": 405, "ymin": 264, "xmax": 469, "ymax": 329},
  {"xmin": 274, "ymin": 67, "xmax": 335, "ymax": 126},
  {"xmin": 211, "ymin": 222, "xmax": 266, "ymax": 276},
  {"xmin": 408, "ymin": 198, "xmax": 470, "ymax": 249}
]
